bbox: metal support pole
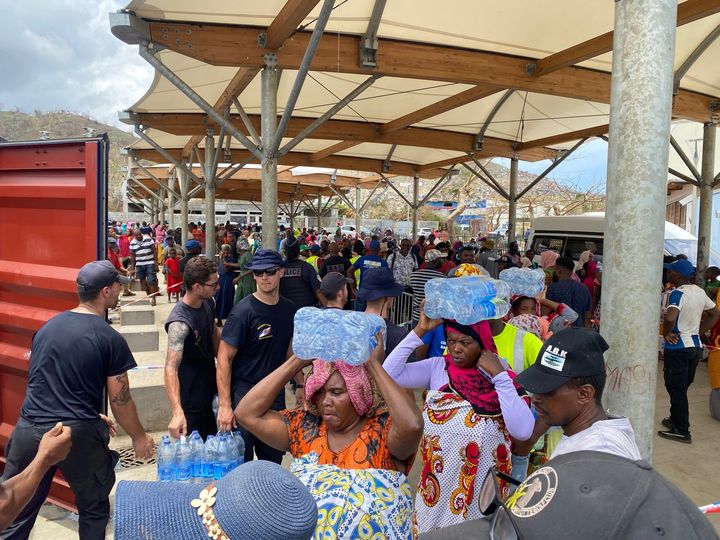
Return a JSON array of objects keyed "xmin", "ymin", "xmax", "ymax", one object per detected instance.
[
  {"xmin": 159, "ymin": 188, "xmax": 166, "ymax": 225},
  {"xmin": 601, "ymin": 0, "xmax": 677, "ymax": 461},
  {"xmin": 508, "ymin": 157, "xmax": 518, "ymax": 243},
  {"xmin": 168, "ymin": 172, "xmax": 176, "ymax": 229},
  {"xmin": 203, "ymin": 134, "xmax": 217, "ymax": 259},
  {"xmin": 261, "ymin": 65, "xmax": 279, "ymax": 249},
  {"xmin": 355, "ymin": 187, "xmax": 362, "ymax": 233},
  {"xmin": 179, "ymin": 169, "xmax": 190, "ymax": 248},
  {"xmin": 412, "ymin": 176, "xmax": 419, "ymax": 239},
  {"xmin": 697, "ymin": 122, "xmax": 717, "ymax": 279},
  {"xmin": 315, "ymin": 194, "xmax": 322, "ymax": 231}
]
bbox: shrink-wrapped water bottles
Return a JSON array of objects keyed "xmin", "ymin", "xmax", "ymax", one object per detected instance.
[
  {"xmin": 499, "ymin": 267, "xmax": 546, "ymax": 297},
  {"xmin": 424, "ymin": 276, "xmax": 511, "ymax": 324},
  {"xmin": 293, "ymin": 307, "xmax": 386, "ymax": 365},
  {"xmin": 202, "ymin": 435, "xmax": 217, "ymax": 478}
]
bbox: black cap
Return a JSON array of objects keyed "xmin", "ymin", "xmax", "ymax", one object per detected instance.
[
  {"xmin": 245, "ymin": 248, "xmax": 284, "ymax": 270},
  {"xmin": 418, "ymin": 451, "xmax": 718, "ymax": 540},
  {"xmin": 515, "ymin": 327, "xmax": 608, "ymax": 394},
  {"xmin": 356, "ymin": 267, "xmax": 404, "ymax": 301},
  {"xmin": 319, "ymin": 272, "xmax": 353, "ymax": 295},
  {"xmin": 76, "ymin": 260, "xmax": 131, "ymax": 290}
]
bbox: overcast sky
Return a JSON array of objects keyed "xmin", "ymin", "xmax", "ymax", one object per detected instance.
[{"xmin": 0, "ymin": 0, "xmax": 153, "ymax": 130}]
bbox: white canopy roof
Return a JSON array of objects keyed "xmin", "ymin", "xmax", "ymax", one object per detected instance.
[{"xmin": 117, "ymin": 0, "xmax": 720, "ymax": 178}]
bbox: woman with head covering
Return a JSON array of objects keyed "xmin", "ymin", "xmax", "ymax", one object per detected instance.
[
  {"xmin": 213, "ymin": 244, "xmax": 239, "ymax": 325},
  {"xmin": 235, "ymin": 335, "xmax": 422, "ymax": 537},
  {"xmin": 383, "ymin": 306, "xmax": 534, "ymax": 534},
  {"xmin": 232, "ymin": 238, "xmax": 255, "ymax": 304}
]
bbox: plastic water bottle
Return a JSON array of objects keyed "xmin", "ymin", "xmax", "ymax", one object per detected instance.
[
  {"xmin": 202, "ymin": 435, "xmax": 216, "ymax": 478},
  {"xmin": 424, "ymin": 276, "xmax": 512, "ymax": 324},
  {"xmin": 189, "ymin": 430, "xmax": 204, "ymax": 479},
  {"xmin": 175, "ymin": 435, "xmax": 192, "ymax": 481},
  {"xmin": 293, "ymin": 307, "xmax": 386, "ymax": 365},
  {"xmin": 214, "ymin": 433, "xmax": 231, "ymax": 480},
  {"xmin": 229, "ymin": 431, "xmax": 245, "ymax": 468},
  {"xmin": 499, "ymin": 268, "xmax": 545, "ymax": 297},
  {"xmin": 157, "ymin": 435, "xmax": 175, "ymax": 482}
]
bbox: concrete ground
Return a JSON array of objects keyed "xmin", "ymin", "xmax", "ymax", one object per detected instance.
[{"xmin": 27, "ymin": 291, "xmax": 720, "ymax": 537}]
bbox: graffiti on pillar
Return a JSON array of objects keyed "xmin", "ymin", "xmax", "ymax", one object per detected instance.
[{"xmin": 605, "ymin": 363, "xmax": 653, "ymax": 395}]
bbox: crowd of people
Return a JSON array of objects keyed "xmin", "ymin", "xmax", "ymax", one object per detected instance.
[{"xmin": 1, "ymin": 220, "xmax": 718, "ymax": 539}]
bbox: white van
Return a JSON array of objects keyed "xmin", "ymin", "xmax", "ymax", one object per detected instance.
[{"xmin": 527, "ymin": 212, "xmax": 701, "ymax": 266}]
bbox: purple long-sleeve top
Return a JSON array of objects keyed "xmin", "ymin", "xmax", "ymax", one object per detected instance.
[{"xmin": 383, "ymin": 330, "xmax": 534, "ymax": 441}]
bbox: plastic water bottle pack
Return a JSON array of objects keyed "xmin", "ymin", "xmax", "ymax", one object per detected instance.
[
  {"xmin": 424, "ymin": 276, "xmax": 511, "ymax": 325},
  {"xmin": 157, "ymin": 430, "xmax": 245, "ymax": 482},
  {"xmin": 293, "ymin": 307, "xmax": 386, "ymax": 365},
  {"xmin": 499, "ymin": 267, "xmax": 546, "ymax": 297}
]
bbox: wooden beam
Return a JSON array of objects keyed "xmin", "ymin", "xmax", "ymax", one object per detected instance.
[
  {"xmin": 531, "ymin": 0, "xmax": 720, "ymax": 77},
  {"xmin": 131, "ymin": 147, "xmax": 448, "ymax": 178},
  {"xmin": 135, "ymin": 112, "xmax": 551, "ymax": 161},
  {"xmin": 381, "ymin": 85, "xmax": 501, "ymax": 133},
  {"xmin": 147, "ymin": 22, "xmax": 718, "ymax": 124},
  {"xmin": 264, "ymin": 0, "xmax": 321, "ymax": 49},
  {"xmin": 519, "ymin": 124, "xmax": 609, "ymax": 150},
  {"xmin": 311, "ymin": 141, "xmax": 359, "ymax": 161}
]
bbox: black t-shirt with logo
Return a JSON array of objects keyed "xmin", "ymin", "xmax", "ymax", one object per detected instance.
[
  {"xmin": 221, "ymin": 294, "xmax": 296, "ymax": 408},
  {"xmin": 318, "ymin": 255, "xmax": 351, "ymax": 277},
  {"xmin": 279, "ymin": 259, "xmax": 320, "ymax": 309},
  {"xmin": 21, "ymin": 311, "xmax": 136, "ymax": 422}
]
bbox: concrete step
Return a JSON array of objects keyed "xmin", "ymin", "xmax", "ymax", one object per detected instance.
[
  {"xmin": 120, "ymin": 305, "xmax": 155, "ymax": 326},
  {"xmin": 130, "ymin": 279, "xmax": 144, "ymax": 292},
  {"xmin": 117, "ymin": 325, "xmax": 159, "ymax": 353}
]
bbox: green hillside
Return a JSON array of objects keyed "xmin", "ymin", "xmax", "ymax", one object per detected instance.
[{"xmin": 0, "ymin": 110, "xmax": 135, "ymax": 211}]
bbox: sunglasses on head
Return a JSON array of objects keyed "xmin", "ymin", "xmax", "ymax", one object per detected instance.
[
  {"xmin": 478, "ymin": 467, "xmax": 524, "ymax": 540},
  {"xmin": 253, "ymin": 267, "xmax": 280, "ymax": 277}
]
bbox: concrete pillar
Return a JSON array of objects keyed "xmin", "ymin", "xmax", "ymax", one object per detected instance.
[
  {"xmin": 412, "ymin": 176, "xmax": 419, "ymax": 240},
  {"xmin": 508, "ymin": 157, "xmax": 518, "ymax": 243},
  {"xmin": 168, "ymin": 172, "xmax": 176, "ymax": 230},
  {"xmin": 158, "ymin": 188, "xmax": 166, "ymax": 225},
  {"xmin": 600, "ymin": 0, "xmax": 677, "ymax": 461},
  {"xmin": 696, "ymin": 122, "xmax": 717, "ymax": 280},
  {"xmin": 261, "ymin": 65, "xmax": 279, "ymax": 249},
  {"xmin": 355, "ymin": 187, "xmax": 362, "ymax": 233},
  {"xmin": 178, "ymin": 169, "xmax": 190, "ymax": 248},
  {"xmin": 204, "ymin": 134, "xmax": 217, "ymax": 259}
]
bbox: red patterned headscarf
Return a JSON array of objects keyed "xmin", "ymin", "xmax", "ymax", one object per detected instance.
[{"xmin": 443, "ymin": 320, "xmax": 523, "ymax": 415}]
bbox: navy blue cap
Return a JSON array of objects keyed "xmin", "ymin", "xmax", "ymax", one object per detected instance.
[
  {"xmin": 77, "ymin": 260, "xmax": 131, "ymax": 290},
  {"xmin": 310, "ymin": 244, "xmax": 321, "ymax": 253},
  {"xmin": 140, "ymin": 226, "xmax": 152, "ymax": 234},
  {"xmin": 356, "ymin": 267, "xmax": 404, "ymax": 301},
  {"xmin": 245, "ymin": 249, "xmax": 284, "ymax": 270},
  {"xmin": 369, "ymin": 239, "xmax": 381, "ymax": 250},
  {"xmin": 664, "ymin": 259, "xmax": 696, "ymax": 277},
  {"xmin": 185, "ymin": 239, "xmax": 201, "ymax": 250}
]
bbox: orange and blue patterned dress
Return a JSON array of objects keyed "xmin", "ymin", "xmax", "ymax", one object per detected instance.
[{"xmin": 281, "ymin": 409, "xmax": 412, "ymax": 474}]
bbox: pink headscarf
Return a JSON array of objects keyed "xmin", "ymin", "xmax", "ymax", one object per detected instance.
[
  {"xmin": 508, "ymin": 314, "xmax": 543, "ymax": 340},
  {"xmin": 305, "ymin": 360, "xmax": 374, "ymax": 417},
  {"xmin": 540, "ymin": 250, "xmax": 560, "ymax": 270}
]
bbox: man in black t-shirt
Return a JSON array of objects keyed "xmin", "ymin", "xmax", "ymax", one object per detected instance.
[
  {"xmin": 216, "ymin": 249, "xmax": 300, "ymax": 464},
  {"xmin": 1, "ymin": 261, "xmax": 154, "ymax": 539},
  {"xmin": 164, "ymin": 257, "xmax": 221, "ymax": 439},
  {"xmin": 318, "ymin": 241, "xmax": 352, "ymax": 278}
]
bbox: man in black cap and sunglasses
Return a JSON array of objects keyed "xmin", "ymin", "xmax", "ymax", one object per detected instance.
[
  {"xmin": 215, "ymin": 249, "xmax": 300, "ymax": 464},
  {"xmin": 420, "ymin": 450, "xmax": 718, "ymax": 539}
]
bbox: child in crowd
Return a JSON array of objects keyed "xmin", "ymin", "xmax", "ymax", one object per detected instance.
[{"xmin": 165, "ymin": 248, "xmax": 181, "ymax": 302}]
